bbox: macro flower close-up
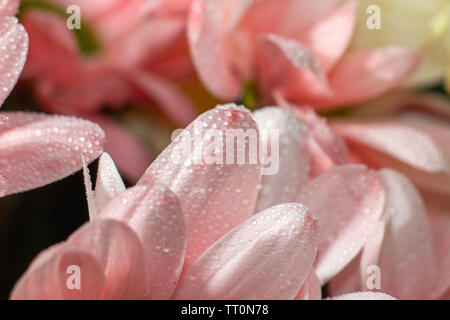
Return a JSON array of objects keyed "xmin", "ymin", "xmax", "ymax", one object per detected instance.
[{"xmin": 0, "ymin": 0, "xmax": 448, "ymax": 305}]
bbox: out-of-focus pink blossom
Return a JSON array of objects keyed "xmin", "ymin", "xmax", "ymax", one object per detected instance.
[
  {"xmin": 19, "ymin": 0, "xmax": 198, "ymax": 180},
  {"xmin": 276, "ymin": 90, "xmax": 450, "ymax": 299},
  {"xmin": 10, "ymin": 104, "xmax": 396, "ymax": 300},
  {"xmin": 22, "ymin": 0, "xmax": 196, "ymax": 122},
  {"xmin": 311, "ymin": 92, "xmax": 450, "ymax": 300},
  {"xmin": 187, "ymin": 0, "xmax": 420, "ymax": 109},
  {"xmin": 0, "ymin": 0, "xmax": 105, "ymax": 197}
]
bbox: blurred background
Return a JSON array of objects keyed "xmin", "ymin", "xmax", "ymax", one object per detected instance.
[{"xmin": 1, "ymin": 0, "xmax": 449, "ymax": 298}]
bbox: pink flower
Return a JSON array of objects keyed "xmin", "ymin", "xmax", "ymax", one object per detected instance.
[
  {"xmin": 321, "ymin": 91, "xmax": 450, "ymax": 300},
  {"xmin": 0, "ymin": 0, "xmax": 105, "ymax": 197},
  {"xmin": 187, "ymin": 0, "xmax": 420, "ymax": 109},
  {"xmin": 11, "ymin": 104, "xmax": 397, "ymax": 299},
  {"xmin": 22, "ymin": 0, "xmax": 195, "ymax": 123},
  {"xmin": 19, "ymin": 0, "xmax": 198, "ymax": 180}
]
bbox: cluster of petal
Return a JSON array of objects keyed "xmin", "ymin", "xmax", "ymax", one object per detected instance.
[
  {"xmin": 11, "ymin": 104, "xmax": 397, "ymax": 300},
  {"xmin": 19, "ymin": 0, "xmax": 198, "ymax": 180},
  {"xmin": 187, "ymin": 0, "xmax": 421, "ymax": 110},
  {"xmin": 351, "ymin": 0, "xmax": 450, "ymax": 92},
  {"xmin": 0, "ymin": 0, "xmax": 105, "ymax": 197},
  {"xmin": 322, "ymin": 91, "xmax": 450, "ymax": 299}
]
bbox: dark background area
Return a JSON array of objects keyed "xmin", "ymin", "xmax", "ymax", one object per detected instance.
[{"xmin": 0, "ymin": 162, "xmax": 100, "ymax": 299}]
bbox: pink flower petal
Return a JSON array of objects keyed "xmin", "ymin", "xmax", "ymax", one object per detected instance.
[
  {"xmin": 173, "ymin": 203, "xmax": 318, "ymax": 300},
  {"xmin": 290, "ymin": 106, "xmax": 348, "ymax": 177},
  {"xmin": 329, "ymin": 218, "xmax": 386, "ymax": 296},
  {"xmin": 100, "ymin": 183, "xmax": 186, "ymax": 299},
  {"xmin": 147, "ymin": 0, "xmax": 193, "ymax": 16},
  {"xmin": 94, "ymin": 152, "xmax": 125, "ymax": 213},
  {"xmin": 425, "ymin": 193, "xmax": 450, "ymax": 299},
  {"xmin": 10, "ymin": 244, "xmax": 106, "ymax": 300},
  {"xmin": 257, "ymin": 34, "xmax": 329, "ymax": 104},
  {"xmin": 275, "ymin": 96, "xmax": 348, "ymax": 177},
  {"xmin": 359, "ymin": 218, "xmax": 386, "ymax": 289},
  {"xmin": 253, "ymin": 107, "xmax": 310, "ymax": 212},
  {"xmin": 82, "ymin": 154, "xmax": 97, "ymax": 220},
  {"xmin": 0, "ymin": 172, "xmax": 12, "ymax": 197},
  {"xmin": 68, "ymin": 219, "xmax": 149, "ymax": 299},
  {"xmin": 374, "ymin": 169, "xmax": 435, "ymax": 299},
  {"xmin": 0, "ymin": 112, "xmax": 105, "ymax": 197},
  {"xmin": 0, "ymin": 0, "xmax": 19, "ymax": 16},
  {"xmin": 139, "ymin": 104, "xmax": 261, "ymax": 267},
  {"xmin": 296, "ymin": 165, "xmax": 385, "ymax": 284},
  {"xmin": 21, "ymin": 11, "xmax": 80, "ymax": 83},
  {"xmin": 244, "ymin": 0, "xmax": 339, "ymax": 38},
  {"xmin": 0, "ymin": 16, "xmax": 28, "ymax": 106},
  {"xmin": 295, "ymin": 271, "xmax": 322, "ymax": 300},
  {"xmin": 314, "ymin": 47, "xmax": 421, "ymax": 108},
  {"xmin": 333, "ymin": 120, "xmax": 449, "ymax": 173},
  {"xmin": 131, "ymin": 70, "xmax": 197, "ymax": 126},
  {"xmin": 298, "ymin": 1, "xmax": 357, "ymax": 72},
  {"xmin": 88, "ymin": 115, "xmax": 152, "ymax": 183},
  {"xmin": 328, "ymin": 254, "xmax": 362, "ymax": 297},
  {"xmin": 331, "ymin": 292, "xmax": 396, "ymax": 300},
  {"xmin": 34, "ymin": 69, "xmax": 130, "ymax": 114},
  {"xmin": 187, "ymin": 0, "xmax": 244, "ymax": 99},
  {"xmin": 87, "ymin": 0, "xmax": 148, "ymax": 44},
  {"xmin": 108, "ymin": 16, "xmax": 185, "ymax": 68}
]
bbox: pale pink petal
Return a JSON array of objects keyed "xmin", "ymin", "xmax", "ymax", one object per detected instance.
[
  {"xmin": 244, "ymin": 0, "xmax": 339, "ymax": 38},
  {"xmin": 331, "ymin": 292, "xmax": 396, "ymax": 300},
  {"xmin": 68, "ymin": 219, "xmax": 149, "ymax": 299},
  {"xmin": 95, "ymin": 0, "xmax": 148, "ymax": 43},
  {"xmin": 173, "ymin": 203, "xmax": 318, "ymax": 300},
  {"xmin": 420, "ymin": 192, "xmax": 450, "ymax": 299},
  {"xmin": 359, "ymin": 218, "xmax": 387, "ymax": 290},
  {"xmin": 257, "ymin": 34, "xmax": 329, "ymax": 104},
  {"xmin": 333, "ymin": 120, "xmax": 449, "ymax": 173},
  {"xmin": 47, "ymin": 0, "xmax": 124, "ymax": 18},
  {"xmin": 374, "ymin": 169, "xmax": 434, "ymax": 299},
  {"xmin": 131, "ymin": 71, "xmax": 197, "ymax": 126},
  {"xmin": 108, "ymin": 16, "xmax": 185, "ymax": 68},
  {"xmin": 21, "ymin": 11, "xmax": 80, "ymax": 83},
  {"xmin": 10, "ymin": 244, "xmax": 106, "ymax": 300},
  {"xmin": 329, "ymin": 218, "xmax": 387, "ymax": 296},
  {"xmin": 328, "ymin": 254, "xmax": 362, "ymax": 297},
  {"xmin": 275, "ymin": 96, "xmax": 348, "ymax": 176},
  {"xmin": 253, "ymin": 107, "xmax": 309, "ymax": 212},
  {"xmin": 0, "ymin": 0, "xmax": 19, "ymax": 16},
  {"xmin": 34, "ymin": 70, "xmax": 130, "ymax": 114},
  {"xmin": 89, "ymin": 115, "xmax": 152, "ymax": 183},
  {"xmin": 0, "ymin": 16, "xmax": 28, "ymax": 106},
  {"xmin": 0, "ymin": 173, "xmax": 12, "ymax": 197},
  {"xmin": 347, "ymin": 142, "xmax": 450, "ymax": 196},
  {"xmin": 94, "ymin": 153, "xmax": 125, "ymax": 213},
  {"xmin": 313, "ymin": 47, "xmax": 421, "ymax": 108},
  {"xmin": 139, "ymin": 104, "xmax": 261, "ymax": 267},
  {"xmin": 147, "ymin": 0, "xmax": 193, "ymax": 16},
  {"xmin": 56, "ymin": 0, "xmax": 147, "ymax": 44},
  {"xmin": 187, "ymin": 0, "xmax": 245, "ymax": 99},
  {"xmin": 82, "ymin": 154, "xmax": 97, "ymax": 220},
  {"xmin": 295, "ymin": 271, "xmax": 322, "ymax": 300},
  {"xmin": 291, "ymin": 107, "xmax": 348, "ymax": 177},
  {"xmin": 296, "ymin": 165, "xmax": 385, "ymax": 284},
  {"xmin": 298, "ymin": 1, "xmax": 357, "ymax": 72},
  {"xmin": 100, "ymin": 183, "xmax": 186, "ymax": 300},
  {"xmin": 0, "ymin": 112, "xmax": 105, "ymax": 197}
]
